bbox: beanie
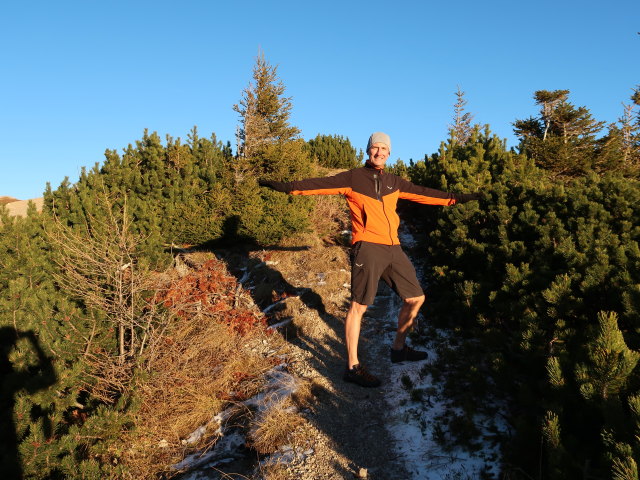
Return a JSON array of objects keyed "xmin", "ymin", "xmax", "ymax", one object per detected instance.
[{"xmin": 367, "ymin": 132, "xmax": 391, "ymax": 153}]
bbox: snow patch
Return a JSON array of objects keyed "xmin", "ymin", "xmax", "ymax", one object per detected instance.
[
  {"xmin": 379, "ymin": 227, "xmax": 508, "ymax": 479},
  {"xmin": 173, "ymin": 365, "xmax": 300, "ymax": 475}
]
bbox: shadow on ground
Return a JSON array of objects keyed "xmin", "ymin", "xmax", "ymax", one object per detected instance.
[
  {"xmin": 194, "ymin": 239, "xmax": 411, "ymax": 479},
  {"xmin": 0, "ymin": 327, "xmax": 57, "ymax": 480}
]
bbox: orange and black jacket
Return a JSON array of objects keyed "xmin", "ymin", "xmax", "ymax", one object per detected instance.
[{"xmin": 270, "ymin": 162, "xmax": 473, "ymax": 246}]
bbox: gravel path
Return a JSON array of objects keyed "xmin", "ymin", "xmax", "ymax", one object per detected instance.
[
  {"xmin": 178, "ymin": 236, "xmax": 504, "ymax": 480},
  {"xmin": 282, "ymin": 284, "xmax": 412, "ymax": 480},
  {"xmin": 185, "ymin": 241, "xmax": 417, "ymax": 480}
]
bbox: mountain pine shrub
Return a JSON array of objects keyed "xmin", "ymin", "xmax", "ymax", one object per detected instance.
[{"xmin": 405, "ymin": 126, "xmax": 640, "ymax": 478}]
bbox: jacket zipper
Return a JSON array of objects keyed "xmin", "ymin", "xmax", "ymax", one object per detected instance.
[{"xmin": 373, "ymin": 172, "xmax": 395, "ymax": 245}]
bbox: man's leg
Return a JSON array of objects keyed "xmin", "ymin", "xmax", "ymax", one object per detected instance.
[
  {"xmin": 345, "ymin": 300, "xmax": 368, "ymax": 369},
  {"xmin": 392, "ymin": 295, "xmax": 425, "ymax": 350},
  {"xmin": 343, "ymin": 300, "xmax": 380, "ymax": 387}
]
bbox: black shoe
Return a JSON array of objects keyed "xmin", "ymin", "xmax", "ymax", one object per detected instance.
[
  {"xmin": 390, "ymin": 345, "xmax": 428, "ymax": 363},
  {"xmin": 343, "ymin": 364, "xmax": 381, "ymax": 387}
]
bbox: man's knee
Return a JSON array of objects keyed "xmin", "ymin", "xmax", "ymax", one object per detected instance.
[
  {"xmin": 348, "ymin": 300, "xmax": 368, "ymax": 314},
  {"xmin": 404, "ymin": 295, "xmax": 425, "ymax": 309}
]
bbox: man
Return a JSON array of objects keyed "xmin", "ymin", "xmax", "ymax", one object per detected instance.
[{"xmin": 259, "ymin": 132, "xmax": 479, "ymax": 387}]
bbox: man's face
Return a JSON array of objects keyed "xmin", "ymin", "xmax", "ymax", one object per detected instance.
[{"xmin": 368, "ymin": 142, "xmax": 390, "ymax": 168}]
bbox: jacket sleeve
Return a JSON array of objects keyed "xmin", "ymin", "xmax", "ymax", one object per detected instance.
[
  {"xmin": 289, "ymin": 170, "xmax": 353, "ymax": 196},
  {"xmin": 396, "ymin": 177, "xmax": 460, "ymax": 206}
]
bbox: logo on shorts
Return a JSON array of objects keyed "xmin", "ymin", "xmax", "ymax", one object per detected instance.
[
  {"xmin": 355, "ymin": 263, "xmax": 363, "ymax": 267},
  {"xmin": 387, "ymin": 186, "xmax": 393, "ymax": 190}
]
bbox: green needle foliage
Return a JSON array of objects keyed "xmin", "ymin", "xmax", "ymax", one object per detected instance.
[
  {"xmin": 404, "ymin": 112, "xmax": 640, "ymax": 477},
  {"xmin": 0, "ymin": 205, "xmax": 123, "ymax": 479},
  {"xmin": 306, "ymin": 134, "xmax": 364, "ymax": 170},
  {"xmin": 2, "ymin": 65, "xmax": 639, "ymax": 479},
  {"xmin": 2, "ymin": 52, "xmax": 321, "ymax": 478}
]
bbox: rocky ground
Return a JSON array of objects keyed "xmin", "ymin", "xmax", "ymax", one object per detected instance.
[
  {"xmin": 174, "ymin": 235, "xmax": 412, "ymax": 479},
  {"xmin": 176, "ymin": 229, "xmax": 505, "ymax": 480}
]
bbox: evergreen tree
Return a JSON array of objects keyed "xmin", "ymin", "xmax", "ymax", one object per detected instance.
[
  {"xmin": 448, "ymin": 86, "xmax": 475, "ymax": 146},
  {"xmin": 576, "ymin": 311, "xmax": 639, "ymax": 402},
  {"xmin": 232, "ymin": 52, "xmax": 315, "ymax": 245},
  {"xmin": 45, "ymin": 126, "xmax": 236, "ymax": 250},
  {"xmin": 306, "ymin": 134, "xmax": 363, "ymax": 169},
  {"xmin": 514, "ymin": 89, "xmax": 606, "ymax": 177},
  {"xmin": 233, "ymin": 51, "xmax": 300, "ymax": 172},
  {"xmin": 598, "ymin": 89, "xmax": 640, "ymax": 176},
  {"xmin": 0, "ymin": 205, "xmax": 130, "ymax": 478},
  {"xmin": 404, "ymin": 126, "xmax": 640, "ymax": 478}
]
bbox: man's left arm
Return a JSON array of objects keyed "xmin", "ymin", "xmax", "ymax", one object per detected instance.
[{"xmin": 396, "ymin": 177, "xmax": 481, "ymax": 206}]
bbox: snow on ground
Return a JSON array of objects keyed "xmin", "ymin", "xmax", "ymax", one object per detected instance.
[
  {"xmin": 174, "ymin": 227, "xmax": 509, "ymax": 479},
  {"xmin": 379, "ymin": 228, "xmax": 509, "ymax": 479},
  {"xmin": 175, "ymin": 365, "xmax": 301, "ymax": 478}
]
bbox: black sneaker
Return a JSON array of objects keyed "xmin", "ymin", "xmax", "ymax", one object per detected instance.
[
  {"xmin": 390, "ymin": 345, "xmax": 428, "ymax": 363},
  {"xmin": 343, "ymin": 364, "xmax": 381, "ymax": 387}
]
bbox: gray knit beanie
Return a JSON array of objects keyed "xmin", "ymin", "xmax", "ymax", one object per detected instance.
[{"xmin": 367, "ymin": 132, "xmax": 391, "ymax": 153}]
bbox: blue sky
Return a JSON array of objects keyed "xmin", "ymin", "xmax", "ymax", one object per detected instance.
[{"xmin": 1, "ymin": 0, "xmax": 638, "ymax": 200}]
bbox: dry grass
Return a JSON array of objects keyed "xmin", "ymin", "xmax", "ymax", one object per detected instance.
[
  {"xmin": 289, "ymin": 378, "xmax": 320, "ymax": 410},
  {"xmin": 116, "ymin": 191, "xmax": 353, "ymax": 478},
  {"xmin": 269, "ymin": 236, "xmax": 351, "ymax": 325},
  {"xmin": 247, "ymin": 403, "xmax": 306, "ymax": 454},
  {"xmin": 310, "ymin": 194, "xmax": 350, "ymax": 245},
  {"xmin": 265, "ymin": 296, "xmax": 316, "ymax": 340},
  {"xmin": 120, "ymin": 254, "xmax": 288, "ymax": 478},
  {"xmin": 260, "ymin": 463, "xmax": 290, "ymax": 480}
]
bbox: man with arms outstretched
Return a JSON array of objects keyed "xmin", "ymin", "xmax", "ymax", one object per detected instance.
[{"xmin": 259, "ymin": 132, "xmax": 479, "ymax": 387}]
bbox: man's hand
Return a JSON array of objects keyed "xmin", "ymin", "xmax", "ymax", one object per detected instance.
[
  {"xmin": 258, "ymin": 179, "xmax": 292, "ymax": 193},
  {"xmin": 454, "ymin": 192, "xmax": 482, "ymax": 204}
]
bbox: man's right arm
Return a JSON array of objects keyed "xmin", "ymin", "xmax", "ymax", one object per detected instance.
[
  {"xmin": 258, "ymin": 180, "xmax": 293, "ymax": 193},
  {"xmin": 259, "ymin": 171, "xmax": 352, "ymax": 196}
]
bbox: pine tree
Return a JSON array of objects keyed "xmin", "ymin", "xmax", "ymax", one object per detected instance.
[
  {"xmin": 535, "ymin": 90, "xmax": 570, "ymax": 141},
  {"xmin": 576, "ymin": 311, "xmax": 640, "ymax": 402},
  {"xmin": 601, "ymin": 89, "xmax": 640, "ymax": 176},
  {"xmin": 307, "ymin": 134, "xmax": 363, "ymax": 169},
  {"xmin": 404, "ymin": 123, "xmax": 640, "ymax": 476},
  {"xmin": 0, "ymin": 206, "xmax": 125, "ymax": 478},
  {"xmin": 514, "ymin": 89, "xmax": 606, "ymax": 177},
  {"xmin": 233, "ymin": 51, "xmax": 300, "ymax": 174},
  {"xmin": 231, "ymin": 52, "xmax": 315, "ymax": 245},
  {"xmin": 448, "ymin": 86, "xmax": 475, "ymax": 146}
]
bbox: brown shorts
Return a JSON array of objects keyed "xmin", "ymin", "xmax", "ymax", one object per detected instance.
[{"xmin": 350, "ymin": 241, "xmax": 424, "ymax": 305}]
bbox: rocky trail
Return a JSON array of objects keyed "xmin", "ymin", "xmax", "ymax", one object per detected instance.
[{"xmin": 176, "ymin": 230, "xmax": 506, "ymax": 480}]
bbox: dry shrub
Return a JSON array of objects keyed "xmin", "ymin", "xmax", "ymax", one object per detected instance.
[
  {"xmin": 261, "ymin": 463, "xmax": 290, "ymax": 480},
  {"xmin": 289, "ymin": 378, "xmax": 319, "ymax": 410},
  {"xmin": 121, "ymin": 255, "xmax": 287, "ymax": 478},
  {"xmin": 247, "ymin": 403, "xmax": 305, "ymax": 455},
  {"xmin": 156, "ymin": 258, "xmax": 266, "ymax": 335},
  {"xmin": 309, "ymin": 195, "xmax": 350, "ymax": 245}
]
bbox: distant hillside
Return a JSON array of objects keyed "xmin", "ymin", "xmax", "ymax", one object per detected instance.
[
  {"xmin": 0, "ymin": 196, "xmax": 19, "ymax": 205},
  {"xmin": 3, "ymin": 197, "xmax": 44, "ymax": 217}
]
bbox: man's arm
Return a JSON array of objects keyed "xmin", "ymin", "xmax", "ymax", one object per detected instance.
[
  {"xmin": 453, "ymin": 192, "xmax": 482, "ymax": 203},
  {"xmin": 258, "ymin": 180, "xmax": 293, "ymax": 193},
  {"xmin": 259, "ymin": 170, "xmax": 353, "ymax": 196},
  {"xmin": 396, "ymin": 177, "xmax": 481, "ymax": 205}
]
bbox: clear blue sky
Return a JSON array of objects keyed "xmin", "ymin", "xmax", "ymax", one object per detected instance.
[{"xmin": 1, "ymin": 0, "xmax": 638, "ymax": 200}]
